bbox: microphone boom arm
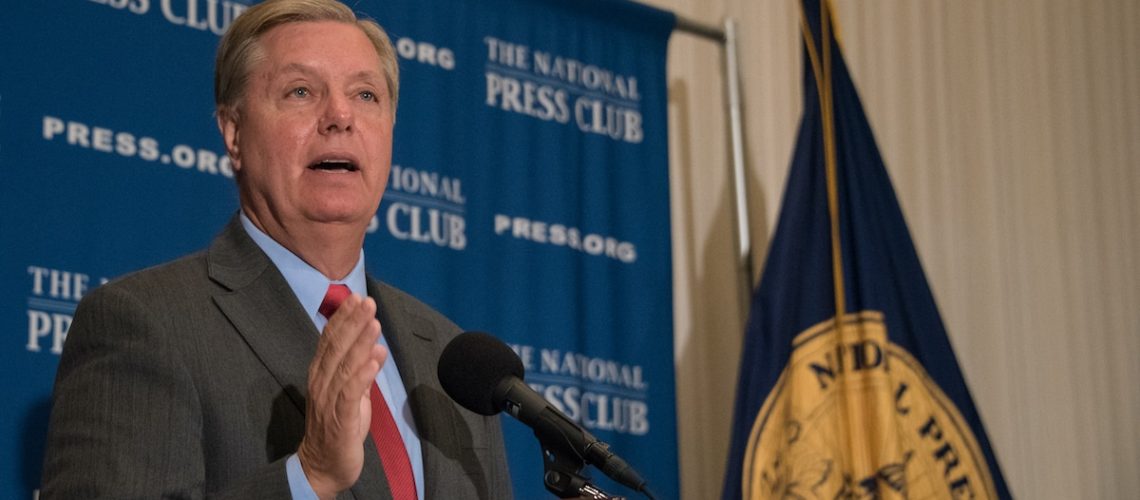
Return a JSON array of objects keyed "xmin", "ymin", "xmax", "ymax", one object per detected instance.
[
  {"xmin": 498, "ymin": 378, "xmax": 626, "ymax": 499},
  {"xmin": 437, "ymin": 332, "xmax": 654, "ymax": 499},
  {"xmin": 533, "ymin": 411, "xmax": 624, "ymax": 500}
]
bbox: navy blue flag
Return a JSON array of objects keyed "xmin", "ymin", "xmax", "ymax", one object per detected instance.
[{"xmin": 720, "ymin": 1, "xmax": 1011, "ymax": 498}]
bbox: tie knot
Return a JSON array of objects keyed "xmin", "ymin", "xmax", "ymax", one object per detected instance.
[{"xmin": 318, "ymin": 284, "xmax": 352, "ymax": 319}]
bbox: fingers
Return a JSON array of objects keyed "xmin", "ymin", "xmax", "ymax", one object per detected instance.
[
  {"xmin": 310, "ymin": 295, "xmax": 381, "ymax": 397},
  {"xmin": 334, "ymin": 310, "xmax": 383, "ymax": 433},
  {"xmin": 333, "ymin": 297, "xmax": 383, "ymax": 394},
  {"xmin": 299, "ymin": 293, "xmax": 387, "ymax": 497}
]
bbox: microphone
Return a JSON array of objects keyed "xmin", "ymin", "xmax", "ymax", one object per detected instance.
[{"xmin": 438, "ymin": 331, "xmax": 652, "ymax": 497}]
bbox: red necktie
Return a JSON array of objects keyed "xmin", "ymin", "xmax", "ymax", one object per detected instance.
[{"xmin": 319, "ymin": 284, "xmax": 418, "ymax": 500}]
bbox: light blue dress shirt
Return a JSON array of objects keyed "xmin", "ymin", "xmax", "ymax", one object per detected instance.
[{"xmin": 239, "ymin": 213, "xmax": 424, "ymax": 500}]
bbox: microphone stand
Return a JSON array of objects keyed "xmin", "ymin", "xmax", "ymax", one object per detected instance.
[{"xmin": 538, "ymin": 433, "xmax": 624, "ymax": 499}]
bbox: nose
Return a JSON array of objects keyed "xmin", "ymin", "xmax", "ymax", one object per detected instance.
[{"xmin": 319, "ymin": 93, "xmax": 354, "ymax": 134}]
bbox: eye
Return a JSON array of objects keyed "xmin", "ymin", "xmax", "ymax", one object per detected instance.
[
  {"xmin": 290, "ymin": 87, "xmax": 310, "ymax": 98},
  {"xmin": 359, "ymin": 90, "xmax": 376, "ymax": 102}
]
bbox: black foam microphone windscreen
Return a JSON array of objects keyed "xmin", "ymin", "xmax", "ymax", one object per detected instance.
[{"xmin": 437, "ymin": 331, "xmax": 524, "ymax": 416}]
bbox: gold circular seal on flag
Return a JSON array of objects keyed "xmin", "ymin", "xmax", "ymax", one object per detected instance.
[{"xmin": 742, "ymin": 311, "xmax": 998, "ymax": 499}]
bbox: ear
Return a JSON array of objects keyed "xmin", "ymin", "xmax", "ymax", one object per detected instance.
[{"xmin": 217, "ymin": 108, "xmax": 242, "ymax": 172}]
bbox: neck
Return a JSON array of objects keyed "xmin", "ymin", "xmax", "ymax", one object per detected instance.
[{"xmin": 245, "ymin": 212, "xmax": 365, "ymax": 280}]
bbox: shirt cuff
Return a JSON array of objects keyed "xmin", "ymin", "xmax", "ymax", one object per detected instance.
[{"xmin": 286, "ymin": 453, "xmax": 320, "ymax": 500}]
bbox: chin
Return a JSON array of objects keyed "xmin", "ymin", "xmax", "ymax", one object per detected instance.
[{"xmin": 303, "ymin": 205, "xmax": 370, "ymax": 226}]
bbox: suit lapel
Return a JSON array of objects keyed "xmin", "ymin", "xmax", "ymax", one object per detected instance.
[
  {"xmin": 206, "ymin": 216, "xmax": 318, "ymax": 415},
  {"xmin": 369, "ymin": 279, "xmax": 437, "ymax": 407}
]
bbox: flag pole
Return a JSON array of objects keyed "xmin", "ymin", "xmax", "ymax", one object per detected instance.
[
  {"xmin": 723, "ymin": 18, "xmax": 753, "ymax": 307},
  {"xmin": 671, "ymin": 14, "xmax": 754, "ymax": 311}
]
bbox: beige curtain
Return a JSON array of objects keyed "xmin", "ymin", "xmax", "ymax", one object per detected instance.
[{"xmin": 639, "ymin": 0, "xmax": 1140, "ymax": 498}]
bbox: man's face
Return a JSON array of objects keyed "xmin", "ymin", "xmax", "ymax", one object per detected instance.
[{"xmin": 220, "ymin": 21, "xmax": 392, "ymax": 237}]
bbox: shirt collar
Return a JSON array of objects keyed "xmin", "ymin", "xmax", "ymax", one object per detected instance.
[{"xmin": 239, "ymin": 211, "xmax": 367, "ymax": 326}]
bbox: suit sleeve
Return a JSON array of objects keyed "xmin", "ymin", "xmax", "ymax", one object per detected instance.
[{"xmin": 39, "ymin": 283, "xmax": 293, "ymax": 500}]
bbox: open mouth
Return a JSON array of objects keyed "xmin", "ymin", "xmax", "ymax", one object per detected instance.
[{"xmin": 309, "ymin": 159, "xmax": 359, "ymax": 172}]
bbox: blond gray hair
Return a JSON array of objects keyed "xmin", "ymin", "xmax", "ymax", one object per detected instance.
[{"xmin": 214, "ymin": 0, "xmax": 399, "ymax": 119}]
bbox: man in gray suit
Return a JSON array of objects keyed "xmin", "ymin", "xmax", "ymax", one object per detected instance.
[{"xmin": 40, "ymin": 1, "xmax": 512, "ymax": 498}]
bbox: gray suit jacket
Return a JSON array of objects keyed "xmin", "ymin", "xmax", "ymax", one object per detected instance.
[{"xmin": 41, "ymin": 217, "xmax": 512, "ymax": 499}]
